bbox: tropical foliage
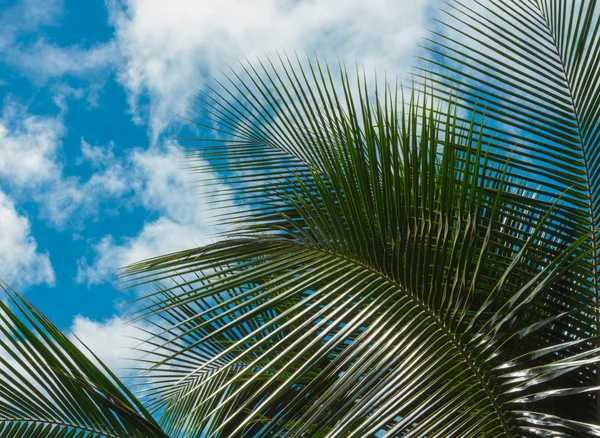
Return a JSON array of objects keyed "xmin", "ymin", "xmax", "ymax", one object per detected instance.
[
  {"xmin": 0, "ymin": 285, "xmax": 167, "ymax": 437},
  {"xmin": 1, "ymin": 0, "xmax": 600, "ymax": 437}
]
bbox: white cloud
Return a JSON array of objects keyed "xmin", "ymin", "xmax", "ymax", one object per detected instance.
[
  {"xmin": 109, "ymin": 0, "xmax": 436, "ymax": 139},
  {"xmin": 130, "ymin": 144, "xmax": 197, "ymax": 221},
  {"xmin": 80, "ymin": 138, "xmax": 116, "ymax": 167},
  {"xmin": 0, "ymin": 103, "xmax": 220, "ymax": 285},
  {"xmin": 0, "ymin": 101, "xmax": 65, "ymax": 188},
  {"xmin": 0, "ymin": 0, "xmax": 117, "ymax": 82},
  {"xmin": 38, "ymin": 138, "xmax": 131, "ymax": 226},
  {"xmin": 76, "ymin": 218, "xmax": 210, "ymax": 285},
  {"xmin": 52, "ymin": 83, "xmax": 104, "ymax": 113},
  {"xmin": 9, "ymin": 40, "xmax": 118, "ymax": 81},
  {"xmin": 0, "ymin": 101, "xmax": 132, "ymax": 228},
  {"xmin": 41, "ymin": 169, "xmax": 130, "ymax": 227},
  {"xmin": 0, "ymin": 100, "xmax": 203, "ymax": 286},
  {"xmin": 76, "ymin": 144, "xmax": 235, "ymax": 285},
  {"xmin": 0, "ymin": 190, "xmax": 55, "ymax": 288},
  {"xmin": 0, "ymin": 0, "xmax": 63, "ymax": 51},
  {"xmin": 68, "ymin": 315, "xmax": 149, "ymax": 375}
]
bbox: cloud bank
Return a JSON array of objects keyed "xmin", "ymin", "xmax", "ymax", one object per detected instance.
[{"xmin": 109, "ymin": 0, "xmax": 436, "ymax": 138}]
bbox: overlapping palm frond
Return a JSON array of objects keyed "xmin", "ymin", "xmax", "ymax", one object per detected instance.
[
  {"xmin": 1, "ymin": 1, "xmax": 596, "ymax": 437},
  {"xmin": 0, "ymin": 285, "xmax": 168, "ymax": 438},
  {"xmin": 122, "ymin": 56, "xmax": 600, "ymax": 437},
  {"xmin": 420, "ymin": 0, "xmax": 600, "ymax": 421}
]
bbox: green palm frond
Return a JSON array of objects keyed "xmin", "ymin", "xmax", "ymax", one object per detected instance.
[
  {"xmin": 420, "ymin": 0, "xmax": 600, "ymax": 423},
  {"xmin": 0, "ymin": 285, "xmax": 168, "ymax": 438},
  {"xmin": 123, "ymin": 57, "xmax": 600, "ymax": 437}
]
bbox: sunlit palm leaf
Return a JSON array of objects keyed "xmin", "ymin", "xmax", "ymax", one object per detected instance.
[
  {"xmin": 421, "ymin": 0, "xmax": 600, "ymax": 420},
  {"xmin": 123, "ymin": 58, "xmax": 600, "ymax": 437}
]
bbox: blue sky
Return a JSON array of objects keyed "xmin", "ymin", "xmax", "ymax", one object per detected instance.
[{"xmin": 0, "ymin": 0, "xmax": 435, "ymax": 373}]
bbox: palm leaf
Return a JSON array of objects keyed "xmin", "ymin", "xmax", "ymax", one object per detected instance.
[
  {"xmin": 123, "ymin": 58, "xmax": 600, "ymax": 437},
  {"xmin": 420, "ymin": 0, "xmax": 600, "ymax": 420},
  {"xmin": 0, "ymin": 284, "xmax": 168, "ymax": 438}
]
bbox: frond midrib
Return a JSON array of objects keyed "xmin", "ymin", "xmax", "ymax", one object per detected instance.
[{"xmin": 275, "ymin": 238, "xmax": 514, "ymax": 437}]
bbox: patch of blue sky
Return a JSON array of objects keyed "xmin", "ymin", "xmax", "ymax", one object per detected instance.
[
  {"xmin": 46, "ymin": 1, "xmax": 114, "ymax": 48},
  {"xmin": 0, "ymin": 0, "xmax": 145, "ymax": 325}
]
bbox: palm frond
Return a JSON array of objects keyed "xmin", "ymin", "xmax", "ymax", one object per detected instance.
[
  {"xmin": 421, "ymin": 0, "xmax": 600, "ymax": 420},
  {"xmin": 0, "ymin": 285, "xmax": 168, "ymax": 438},
  {"xmin": 123, "ymin": 58, "xmax": 599, "ymax": 437}
]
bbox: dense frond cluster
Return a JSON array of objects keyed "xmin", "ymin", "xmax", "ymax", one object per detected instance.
[
  {"xmin": 122, "ymin": 56, "xmax": 599, "ymax": 437},
  {"xmin": 421, "ymin": 0, "xmax": 600, "ymax": 425},
  {"xmin": 1, "ymin": 1, "xmax": 600, "ymax": 437}
]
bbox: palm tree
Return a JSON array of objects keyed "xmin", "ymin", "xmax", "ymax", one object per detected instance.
[{"xmin": 1, "ymin": 1, "xmax": 599, "ymax": 437}]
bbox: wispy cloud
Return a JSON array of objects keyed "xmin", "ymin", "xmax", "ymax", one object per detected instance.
[
  {"xmin": 76, "ymin": 143, "xmax": 237, "ymax": 285},
  {"xmin": 0, "ymin": 0, "xmax": 117, "ymax": 87},
  {"xmin": 68, "ymin": 314, "xmax": 150, "ymax": 376},
  {"xmin": 8, "ymin": 40, "xmax": 118, "ymax": 81},
  {"xmin": 0, "ymin": 100, "xmax": 131, "ymax": 228},
  {"xmin": 0, "ymin": 0, "xmax": 63, "ymax": 51},
  {"xmin": 0, "ymin": 99, "xmax": 65, "ymax": 187}
]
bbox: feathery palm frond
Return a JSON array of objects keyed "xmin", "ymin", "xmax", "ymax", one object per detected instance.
[
  {"xmin": 123, "ymin": 57, "xmax": 600, "ymax": 437},
  {"xmin": 1, "ymin": 1, "xmax": 595, "ymax": 437},
  {"xmin": 0, "ymin": 285, "xmax": 168, "ymax": 438},
  {"xmin": 421, "ymin": 0, "xmax": 600, "ymax": 421}
]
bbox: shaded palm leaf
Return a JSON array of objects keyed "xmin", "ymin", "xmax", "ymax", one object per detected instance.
[
  {"xmin": 420, "ymin": 0, "xmax": 600, "ymax": 420},
  {"xmin": 0, "ymin": 285, "xmax": 168, "ymax": 438}
]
